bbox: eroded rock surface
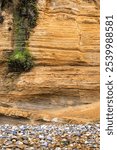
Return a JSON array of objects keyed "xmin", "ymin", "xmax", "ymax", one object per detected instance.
[{"xmin": 0, "ymin": 0, "xmax": 100, "ymax": 123}]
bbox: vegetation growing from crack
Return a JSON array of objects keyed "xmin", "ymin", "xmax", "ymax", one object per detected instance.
[{"xmin": 7, "ymin": 0, "xmax": 38, "ymax": 72}]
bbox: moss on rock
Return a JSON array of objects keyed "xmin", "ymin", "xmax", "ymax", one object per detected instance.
[
  {"xmin": 8, "ymin": 49, "xmax": 33, "ymax": 72},
  {"xmin": 8, "ymin": 0, "xmax": 38, "ymax": 72}
]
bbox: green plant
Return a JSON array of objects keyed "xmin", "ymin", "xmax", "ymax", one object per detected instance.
[
  {"xmin": 8, "ymin": 49, "xmax": 33, "ymax": 72},
  {"xmin": 8, "ymin": 0, "xmax": 38, "ymax": 72}
]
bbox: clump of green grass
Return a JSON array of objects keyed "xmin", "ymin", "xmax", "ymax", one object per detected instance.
[{"xmin": 8, "ymin": 49, "xmax": 33, "ymax": 72}]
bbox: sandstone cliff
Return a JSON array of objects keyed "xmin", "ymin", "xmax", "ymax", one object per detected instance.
[{"xmin": 0, "ymin": 0, "xmax": 100, "ymax": 123}]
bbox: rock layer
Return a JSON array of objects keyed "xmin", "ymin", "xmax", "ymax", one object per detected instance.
[{"xmin": 0, "ymin": 0, "xmax": 100, "ymax": 122}]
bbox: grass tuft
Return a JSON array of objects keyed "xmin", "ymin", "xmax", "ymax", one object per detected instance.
[{"xmin": 8, "ymin": 49, "xmax": 33, "ymax": 72}]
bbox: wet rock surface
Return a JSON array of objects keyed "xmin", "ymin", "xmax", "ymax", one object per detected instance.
[{"xmin": 0, "ymin": 123, "xmax": 100, "ymax": 150}]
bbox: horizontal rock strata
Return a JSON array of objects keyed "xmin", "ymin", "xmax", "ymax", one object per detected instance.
[{"xmin": 0, "ymin": 0, "xmax": 100, "ymax": 122}]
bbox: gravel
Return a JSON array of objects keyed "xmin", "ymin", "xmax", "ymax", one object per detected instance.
[{"xmin": 0, "ymin": 123, "xmax": 100, "ymax": 150}]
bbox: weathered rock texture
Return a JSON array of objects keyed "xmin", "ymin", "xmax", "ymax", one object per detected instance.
[{"xmin": 0, "ymin": 0, "xmax": 100, "ymax": 123}]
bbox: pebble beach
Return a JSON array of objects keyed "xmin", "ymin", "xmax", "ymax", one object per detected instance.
[{"xmin": 0, "ymin": 123, "xmax": 100, "ymax": 150}]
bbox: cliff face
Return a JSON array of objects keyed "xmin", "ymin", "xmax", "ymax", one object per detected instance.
[{"xmin": 0, "ymin": 0, "xmax": 100, "ymax": 123}]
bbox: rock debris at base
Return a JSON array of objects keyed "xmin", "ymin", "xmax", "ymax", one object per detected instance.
[{"xmin": 0, "ymin": 123, "xmax": 100, "ymax": 150}]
